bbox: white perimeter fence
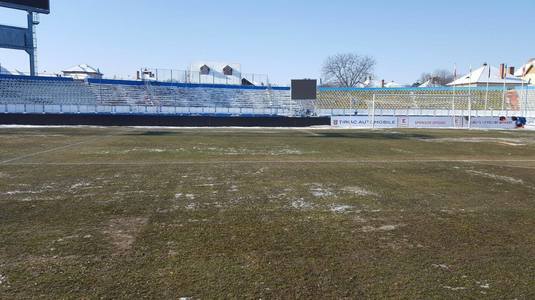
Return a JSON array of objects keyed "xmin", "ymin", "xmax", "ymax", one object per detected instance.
[
  {"xmin": 0, "ymin": 103, "xmax": 296, "ymax": 116},
  {"xmin": 3, "ymin": 90, "xmax": 535, "ymax": 129},
  {"xmin": 326, "ymin": 93, "xmax": 535, "ymax": 129}
]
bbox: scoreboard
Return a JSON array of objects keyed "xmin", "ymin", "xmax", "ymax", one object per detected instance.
[
  {"xmin": 0, "ymin": 0, "xmax": 50, "ymax": 14},
  {"xmin": 291, "ymin": 79, "xmax": 317, "ymax": 100}
]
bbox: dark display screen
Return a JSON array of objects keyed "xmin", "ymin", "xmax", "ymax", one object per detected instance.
[
  {"xmin": 0, "ymin": 0, "xmax": 50, "ymax": 14},
  {"xmin": 291, "ymin": 80, "xmax": 317, "ymax": 100}
]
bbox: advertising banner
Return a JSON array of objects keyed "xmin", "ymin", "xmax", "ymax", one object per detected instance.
[
  {"xmin": 331, "ymin": 115, "xmax": 526, "ymax": 129},
  {"xmin": 397, "ymin": 116, "xmax": 455, "ymax": 128},
  {"xmin": 469, "ymin": 117, "xmax": 517, "ymax": 129},
  {"xmin": 331, "ymin": 116, "xmax": 397, "ymax": 128}
]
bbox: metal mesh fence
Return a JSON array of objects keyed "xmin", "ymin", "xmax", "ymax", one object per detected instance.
[
  {"xmin": 139, "ymin": 68, "xmax": 271, "ymax": 86},
  {"xmin": 317, "ymin": 87, "xmax": 535, "ymax": 116}
]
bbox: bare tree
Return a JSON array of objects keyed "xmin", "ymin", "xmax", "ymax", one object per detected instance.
[
  {"xmin": 419, "ymin": 69, "xmax": 454, "ymax": 86},
  {"xmin": 322, "ymin": 53, "xmax": 376, "ymax": 87}
]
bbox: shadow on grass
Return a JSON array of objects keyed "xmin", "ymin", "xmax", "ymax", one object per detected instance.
[
  {"xmin": 129, "ymin": 131, "xmax": 183, "ymax": 136},
  {"xmin": 123, "ymin": 130, "xmax": 437, "ymax": 140},
  {"xmin": 310, "ymin": 132, "xmax": 434, "ymax": 140}
]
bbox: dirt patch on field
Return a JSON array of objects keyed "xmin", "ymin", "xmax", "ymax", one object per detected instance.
[
  {"xmin": 466, "ymin": 170, "xmax": 524, "ymax": 185},
  {"xmin": 103, "ymin": 217, "xmax": 148, "ymax": 253},
  {"xmin": 330, "ymin": 204, "xmax": 354, "ymax": 213},
  {"xmin": 291, "ymin": 198, "xmax": 314, "ymax": 210},
  {"xmin": 309, "ymin": 184, "xmax": 336, "ymax": 198},
  {"xmin": 361, "ymin": 224, "xmax": 402, "ymax": 233},
  {"xmin": 418, "ymin": 137, "xmax": 528, "ymax": 146},
  {"xmin": 342, "ymin": 186, "xmax": 379, "ymax": 197},
  {"xmin": 190, "ymin": 145, "xmax": 312, "ymax": 156}
]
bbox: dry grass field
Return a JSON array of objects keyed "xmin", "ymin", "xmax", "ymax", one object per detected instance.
[{"xmin": 1, "ymin": 126, "xmax": 534, "ymax": 299}]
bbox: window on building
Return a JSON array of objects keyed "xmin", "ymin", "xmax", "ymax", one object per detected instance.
[
  {"xmin": 223, "ymin": 65, "xmax": 233, "ymax": 76},
  {"xmin": 200, "ymin": 65, "xmax": 210, "ymax": 75}
]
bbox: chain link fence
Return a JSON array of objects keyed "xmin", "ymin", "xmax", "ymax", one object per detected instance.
[
  {"xmin": 316, "ymin": 87, "xmax": 535, "ymax": 117},
  {"xmin": 138, "ymin": 68, "xmax": 272, "ymax": 87}
]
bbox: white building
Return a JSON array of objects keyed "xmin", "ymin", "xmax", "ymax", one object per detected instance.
[
  {"xmin": 514, "ymin": 58, "xmax": 535, "ymax": 85},
  {"xmin": 363, "ymin": 77, "xmax": 405, "ymax": 88},
  {"xmin": 418, "ymin": 79, "xmax": 444, "ymax": 88},
  {"xmin": 0, "ymin": 64, "xmax": 26, "ymax": 76},
  {"xmin": 189, "ymin": 62, "xmax": 242, "ymax": 85},
  {"xmin": 448, "ymin": 64, "xmax": 525, "ymax": 87},
  {"xmin": 62, "ymin": 64, "xmax": 103, "ymax": 80}
]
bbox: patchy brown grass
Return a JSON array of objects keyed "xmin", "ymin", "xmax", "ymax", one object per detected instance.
[
  {"xmin": 103, "ymin": 217, "xmax": 148, "ymax": 254},
  {"xmin": 0, "ymin": 127, "xmax": 534, "ymax": 299}
]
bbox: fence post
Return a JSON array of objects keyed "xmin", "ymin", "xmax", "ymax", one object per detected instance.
[
  {"xmin": 372, "ymin": 94, "xmax": 376, "ymax": 129},
  {"xmin": 468, "ymin": 96, "xmax": 472, "ymax": 129},
  {"xmin": 502, "ymin": 85, "xmax": 506, "ymax": 111},
  {"xmin": 452, "ymin": 96, "xmax": 456, "ymax": 128},
  {"xmin": 484, "ymin": 91, "xmax": 488, "ymax": 111},
  {"xmin": 524, "ymin": 88, "xmax": 529, "ymax": 117},
  {"xmin": 349, "ymin": 99, "xmax": 352, "ymax": 129}
]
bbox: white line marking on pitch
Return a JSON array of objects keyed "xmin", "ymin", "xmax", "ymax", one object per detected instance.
[
  {"xmin": 0, "ymin": 140, "xmax": 95, "ymax": 165},
  {"xmin": 469, "ymin": 162, "xmax": 535, "ymax": 170},
  {"xmin": 299, "ymin": 129, "xmax": 322, "ymax": 137},
  {"xmin": 0, "ymin": 127, "xmax": 142, "ymax": 165},
  {"xmin": 0, "ymin": 134, "xmax": 122, "ymax": 165},
  {"xmin": 3, "ymin": 159, "xmax": 535, "ymax": 166}
]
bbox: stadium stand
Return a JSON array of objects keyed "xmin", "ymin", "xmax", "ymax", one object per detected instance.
[
  {"xmin": 1, "ymin": 74, "xmax": 534, "ymax": 119},
  {"xmin": 0, "ymin": 74, "xmax": 297, "ymax": 116},
  {"xmin": 0, "ymin": 75, "xmax": 95, "ymax": 105}
]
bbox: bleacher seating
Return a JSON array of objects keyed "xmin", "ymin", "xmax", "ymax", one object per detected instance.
[
  {"xmin": 0, "ymin": 76, "xmax": 96, "ymax": 105},
  {"xmin": 0, "ymin": 75, "xmax": 296, "ymax": 115},
  {"xmin": 5, "ymin": 75, "xmax": 528, "ymax": 115}
]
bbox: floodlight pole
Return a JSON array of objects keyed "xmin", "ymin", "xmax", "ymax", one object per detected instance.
[{"xmin": 26, "ymin": 12, "xmax": 37, "ymax": 76}]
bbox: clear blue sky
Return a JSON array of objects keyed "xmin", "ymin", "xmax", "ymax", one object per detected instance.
[{"xmin": 0, "ymin": 0, "xmax": 533, "ymax": 84}]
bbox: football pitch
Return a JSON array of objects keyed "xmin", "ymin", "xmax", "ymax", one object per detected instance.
[{"xmin": 1, "ymin": 126, "xmax": 534, "ymax": 299}]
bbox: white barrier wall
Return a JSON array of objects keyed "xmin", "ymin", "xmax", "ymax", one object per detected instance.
[
  {"xmin": 331, "ymin": 116, "xmax": 522, "ymax": 129},
  {"xmin": 0, "ymin": 103, "xmax": 295, "ymax": 116}
]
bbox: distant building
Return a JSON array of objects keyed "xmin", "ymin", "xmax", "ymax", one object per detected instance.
[
  {"xmin": 363, "ymin": 77, "xmax": 405, "ymax": 88},
  {"xmin": 448, "ymin": 64, "xmax": 525, "ymax": 87},
  {"xmin": 189, "ymin": 62, "xmax": 242, "ymax": 85},
  {"xmin": 515, "ymin": 58, "xmax": 535, "ymax": 85},
  {"xmin": 62, "ymin": 64, "xmax": 103, "ymax": 80},
  {"xmin": 418, "ymin": 78, "xmax": 445, "ymax": 88},
  {"xmin": 0, "ymin": 63, "xmax": 31, "ymax": 76}
]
